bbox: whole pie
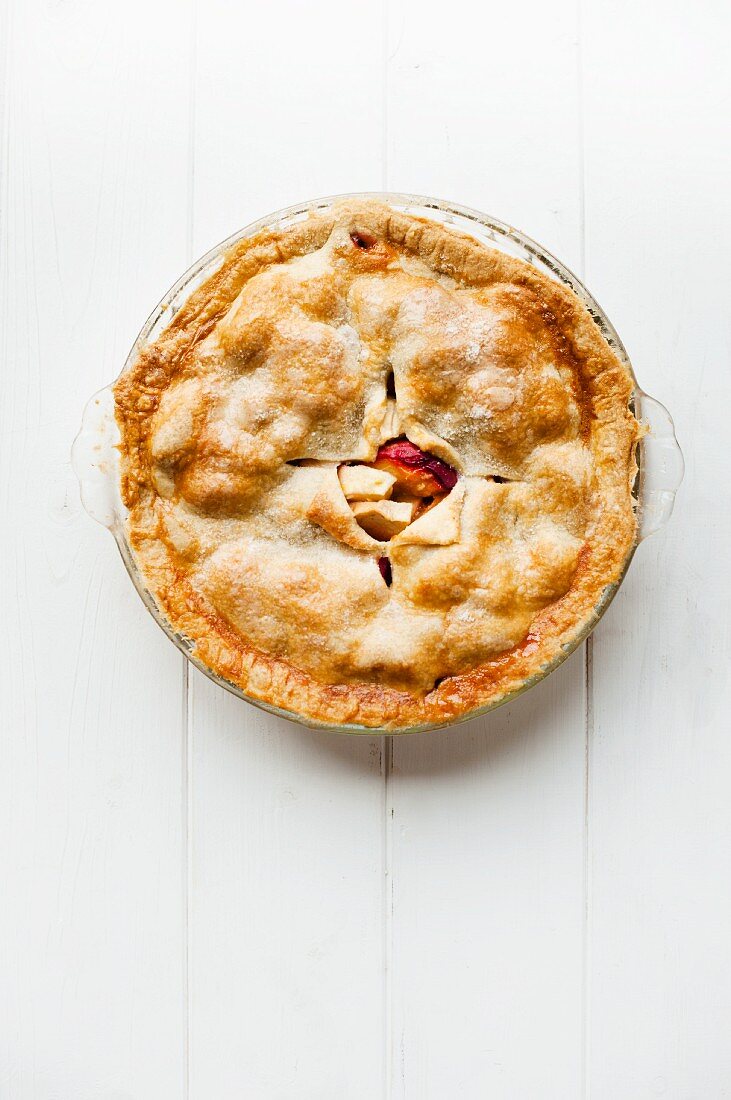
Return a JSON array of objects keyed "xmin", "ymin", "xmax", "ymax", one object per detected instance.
[{"xmin": 115, "ymin": 200, "xmax": 640, "ymax": 729}]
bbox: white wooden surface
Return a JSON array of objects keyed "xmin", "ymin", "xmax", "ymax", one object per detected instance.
[{"xmin": 0, "ymin": 1, "xmax": 728, "ymax": 1097}]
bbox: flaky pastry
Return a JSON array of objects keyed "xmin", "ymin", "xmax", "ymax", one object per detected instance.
[{"xmin": 115, "ymin": 201, "xmax": 639, "ymax": 729}]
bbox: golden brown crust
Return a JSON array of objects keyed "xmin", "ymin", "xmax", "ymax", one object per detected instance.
[{"xmin": 115, "ymin": 200, "xmax": 639, "ymax": 729}]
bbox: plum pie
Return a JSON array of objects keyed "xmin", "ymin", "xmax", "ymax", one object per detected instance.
[{"xmin": 114, "ymin": 200, "xmax": 640, "ymax": 729}]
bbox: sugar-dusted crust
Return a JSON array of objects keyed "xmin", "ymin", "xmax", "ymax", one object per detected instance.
[{"xmin": 115, "ymin": 200, "xmax": 639, "ymax": 729}]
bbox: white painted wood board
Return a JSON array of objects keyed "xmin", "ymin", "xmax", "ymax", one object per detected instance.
[{"xmin": 1, "ymin": 2, "xmax": 728, "ymax": 1097}]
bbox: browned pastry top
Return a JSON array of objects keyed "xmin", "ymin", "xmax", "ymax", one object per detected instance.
[{"xmin": 115, "ymin": 201, "xmax": 639, "ymax": 728}]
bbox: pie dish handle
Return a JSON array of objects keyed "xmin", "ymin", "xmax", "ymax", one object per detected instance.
[
  {"xmin": 71, "ymin": 383, "xmax": 120, "ymax": 531},
  {"xmin": 634, "ymin": 389, "xmax": 684, "ymax": 540}
]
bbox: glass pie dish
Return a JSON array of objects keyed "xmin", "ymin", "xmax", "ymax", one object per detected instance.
[{"xmin": 72, "ymin": 193, "xmax": 684, "ymax": 734}]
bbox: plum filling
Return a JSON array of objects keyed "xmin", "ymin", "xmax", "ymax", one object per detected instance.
[
  {"xmin": 372, "ymin": 438, "xmax": 458, "ymax": 496},
  {"xmin": 350, "ymin": 230, "xmax": 377, "ymax": 251},
  {"xmin": 336, "ymin": 439, "xmax": 459, "ymax": 546},
  {"xmin": 378, "ymin": 556, "xmax": 393, "ymax": 586}
]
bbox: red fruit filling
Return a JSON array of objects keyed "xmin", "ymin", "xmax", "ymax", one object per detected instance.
[
  {"xmin": 373, "ymin": 438, "xmax": 458, "ymax": 497},
  {"xmin": 350, "ymin": 230, "xmax": 377, "ymax": 251},
  {"xmin": 378, "ymin": 556, "xmax": 392, "ymax": 585}
]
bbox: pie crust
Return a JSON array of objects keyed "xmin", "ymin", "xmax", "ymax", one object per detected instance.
[{"xmin": 114, "ymin": 200, "xmax": 640, "ymax": 729}]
